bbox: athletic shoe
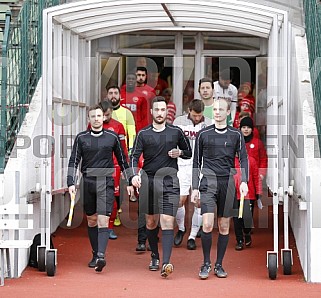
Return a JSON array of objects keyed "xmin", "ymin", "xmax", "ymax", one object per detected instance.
[
  {"xmin": 160, "ymin": 263, "xmax": 174, "ymax": 278},
  {"xmin": 108, "ymin": 229, "xmax": 118, "ymax": 240},
  {"xmin": 235, "ymin": 240, "xmax": 244, "ymax": 251},
  {"xmin": 129, "ymin": 194, "xmax": 137, "ymax": 202},
  {"xmin": 174, "ymin": 228, "xmax": 186, "ymax": 246},
  {"xmin": 214, "ymin": 264, "xmax": 227, "ymax": 278},
  {"xmin": 136, "ymin": 243, "xmax": 146, "ymax": 252},
  {"xmin": 199, "ymin": 262, "xmax": 212, "ymax": 279},
  {"xmin": 187, "ymin": 238, "xmax": 196, "ymax": 250},
  {"xmin": 95, "ymin": 257, "xmax": 106, "ymax": 272},
  {"xmin": 245, "ymin": 233, "xmax": 252, "ymax": 247},
  {"xmin": 88, "ymin": 253, "xmax": 98, "ymax": 268},
  {"xmin": 114, "ymin": 215, "xmax": 121, "ymax": 226},
  {"xmin": 149, "ymin": 254, "xmax": 160, "ymax": 271}
]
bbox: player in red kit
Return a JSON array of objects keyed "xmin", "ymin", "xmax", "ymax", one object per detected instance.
[{"xmin": 121, "ymin": 72, "xmax": 149, "ymax": 132}]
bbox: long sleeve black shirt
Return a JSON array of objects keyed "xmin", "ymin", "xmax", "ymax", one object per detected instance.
[
  {"xmin": 130, "ymin": 124, "xmax": 192, "ymax": 177},
  {"xmin": 67, "ymin": 129, "xmax": 129, "ymax": 187},
  {"xmin": 192, "ymin": 124, "xmax": 249, "ymax": 189}
]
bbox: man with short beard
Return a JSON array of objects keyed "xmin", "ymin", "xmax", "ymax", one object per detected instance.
[
  {"xmin": 130, "ymin": 96, "xmax": 192, "ymax": 278},
  {"xmin": 198, "ymin": 78, "xmax": 216, "ymax": 119},
  {"xmin": 105, "ymin": 85, "xmax": 136, "ymax": 152},
  {"xmin": 135, "ymin": 66, "xmax": 156, "ymax": 123},
  {"xmin": 67, "ymin": 105, "xmax": 130, "ymax": 273}
]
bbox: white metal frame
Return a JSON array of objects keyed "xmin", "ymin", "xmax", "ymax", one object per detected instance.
[{"xmin": 42, "ymin": 0, "xmax": 290, "ymax": 278}]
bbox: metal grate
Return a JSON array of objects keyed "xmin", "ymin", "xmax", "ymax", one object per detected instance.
[
  {"xmin": 0, "ymin": 0, "xmax": 65, "ymax": 173},
  {"xmin": 303, "ymin": 0, "xmax": 321, "ymax": 156}
]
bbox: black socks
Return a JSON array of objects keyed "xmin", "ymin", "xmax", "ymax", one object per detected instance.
[
  {"xmin": 201, "ymin": 231, "xmax": 212, "ymax": 264},
  {"xmin": 162, "ymin": 229, "xmax": 174, "ymax": 264},
  {"xmin": 87, "ymin": 225, "xmax": 98, "ymax": 254},
  {"xmin": 216, "ymin": 233, "xmax": 229, "ymax": 265},
  {"xmin": 98, "ymin": 227, "xmax": 110, "ymax": 257}
]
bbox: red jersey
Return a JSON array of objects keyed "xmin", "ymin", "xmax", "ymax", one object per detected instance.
[
  {"xmin": 245, "ymin": 136, "xmax": 268, "ymax": 177},
  {"xmin": 152, "ymin": 78, "xmax": 168, "ymax": 96},
  {"xmin": 136, "ymin": 84, "xmax": 156, "ymax": 124},
  {"xmin": 120, "ymin": 88, "xmax": 149, "ymax": 132},
  {"xmin": 234, "ymin": 156, "xmax": 261, "ymax": 200}
]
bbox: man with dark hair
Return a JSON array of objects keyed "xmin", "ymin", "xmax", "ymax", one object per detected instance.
[
  {"xmin": 130, "ymin": 96, "xmax": 192, "ymax": 278},
  {"xmin": 105, "ymin": 85, "xmax": 136, "ymax": 152},
  {"xmin": 120, "ymin": 73, "xmax": 149, "ymax": 132},
  {"xmin": 191, "ymin": 98, "xmax": 249, "ymax": 279},
  {"xmin": 198, "ymin": 78, "xmax": 215, "ymax": 119},
  {"xmin": 135, "ymin": 67, "xmax": 156, "ymax": 123},
  {"xmin": 214, "ymin": 69, "xmax": 238, "ymax": 125},
  {"xmin": 173, "ymin": 99, "xmax": 213, "ymax": 250},
  {"xmin": 67, "ymin": 104, "xmax": 130, "ymax": 272},
  {"xmin": 105, "ymin": 85, "xmax": 136, "ymax": 225}
]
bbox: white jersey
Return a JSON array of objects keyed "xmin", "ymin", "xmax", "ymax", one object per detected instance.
[
  {"xmin": 214, "ymin": 81, "xmax": 238, "ymax": 124},
  {"xmin": 173, "ymin": 114, "xmax": 213, "ymax": 166}
]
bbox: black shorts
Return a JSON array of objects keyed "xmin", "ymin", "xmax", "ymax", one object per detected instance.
[
  {"xmin": 199, "ymin": 176, "xmax": 237, "ymax": 218},
  {"xmin": 80, "ymin": 176, "xmax": 115, "ymax": 216},
  {"xmin": 138, "ymin": 171, "xmax": 180, "ymax": 216}
]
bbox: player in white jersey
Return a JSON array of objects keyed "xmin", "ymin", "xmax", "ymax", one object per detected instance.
[
  {"xmin": 214, "ymin": 69, "xmax": 238, "ymax": 126},
  {"xmin": 173, "ymin": 99, "xmax": 213, "ymax": 250}
]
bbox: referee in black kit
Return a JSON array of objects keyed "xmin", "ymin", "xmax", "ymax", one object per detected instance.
[
  {"xmin": 191, "ymin": 98, "xmax": 249, "ymax": 280},
  {"xmin": 130, "ymin": 96, "xmax": 192, "ymax": 278},
  {"xmin": 67, "ymin": 104, "xmax": 131, "ymax": 273}
]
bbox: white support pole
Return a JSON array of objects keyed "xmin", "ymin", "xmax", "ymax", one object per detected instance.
[
  {"xmin": 173, "ymin": 33, "xmax": 183, "ymax": 115},
  {"xmin": 266, "ymin": 14, "xmax": 279, "ymax": 256},
  {"xmin": 41, "ymin": 9, "xmax": 49, "ymax": 247},
  {"xmin": 194, "ymin": 32, "xmax": 202, "ymax": 98},
  {"xmin": 282, "ymin": 12, "xmax": 290, "ymax": 250}
]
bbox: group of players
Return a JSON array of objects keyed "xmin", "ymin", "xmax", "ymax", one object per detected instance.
[{"xmin": 67, "ymin": 66, "xmax": 268, "ymax": 279}]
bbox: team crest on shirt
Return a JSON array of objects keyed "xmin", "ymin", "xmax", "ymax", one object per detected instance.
[
  {"xmin": 133, "ymin": 97, "xmax": 139, "ymax": 103},
  {"xmin": 143, "ymin": 91, "xmax": 148, "ymax": 96},
  {"xmin": 250, "ymin": 143, "xmax": 255, "ymax": 148},
  {"xmin": 228, "ymin": 90, "xmax": 233, "ymax": 96}
]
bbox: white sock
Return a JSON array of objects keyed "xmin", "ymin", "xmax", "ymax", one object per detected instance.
[
  {"xmin": 189, "ymin": 207, "xmax": 202, "ymax": 239},
  {"xmin": 176, "ymin": 206, "xmax": 185, "ymax": 231}
]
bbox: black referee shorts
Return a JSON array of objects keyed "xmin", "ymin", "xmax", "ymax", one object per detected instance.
[
  {"xmin": 199, "ymin": 175, "xmax": 237, "ymax": 218},
  {"xmin": 138, "ymin": 171, "xmax": 180, "ymax": 217},
  {"xmin": 80, "ymin": 176, "xmax": 115, "ymax": 216}
]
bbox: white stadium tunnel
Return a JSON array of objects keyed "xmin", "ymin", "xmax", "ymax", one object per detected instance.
[{"xmin": 2, "ymin": 0, "xmax": 321, "ymax": 282}]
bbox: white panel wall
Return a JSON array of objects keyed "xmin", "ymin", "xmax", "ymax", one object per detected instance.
[{"xmin": 288, "ymin": 28, "xmax": 321, "ymax": 282}]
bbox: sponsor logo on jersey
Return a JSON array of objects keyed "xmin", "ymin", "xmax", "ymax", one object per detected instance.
[
  {"xmin": 124, "ymin": 103, "xmax": 137, "ymax": 112},
  {"xmin": 218, "ymin": 96, "xmax": 231, "ymax": 100},
  {"xmin": 184, "ymin": 130, "xmax": 198, "ymax": 139}
]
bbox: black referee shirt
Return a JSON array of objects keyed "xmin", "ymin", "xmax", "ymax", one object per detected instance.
[
  {"xmin": 192, "ymin": 124, "xmax": 249, "ymax": 189},
  {"xmin": 130, "ymin": 124, "xmax": 192, "ymax": 177},
  {"xmin": 67, "ymin": 129, "xmax": 129, "ymax": 187}
]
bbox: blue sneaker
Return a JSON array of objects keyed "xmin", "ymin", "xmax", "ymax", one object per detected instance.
[
  {"xmin": 199, "ymin": 262, "xmax": 211, "ymax": 279},
  {"xmin": 108, "ymin": 229, "xmax": 118, "ymax": 240}
]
